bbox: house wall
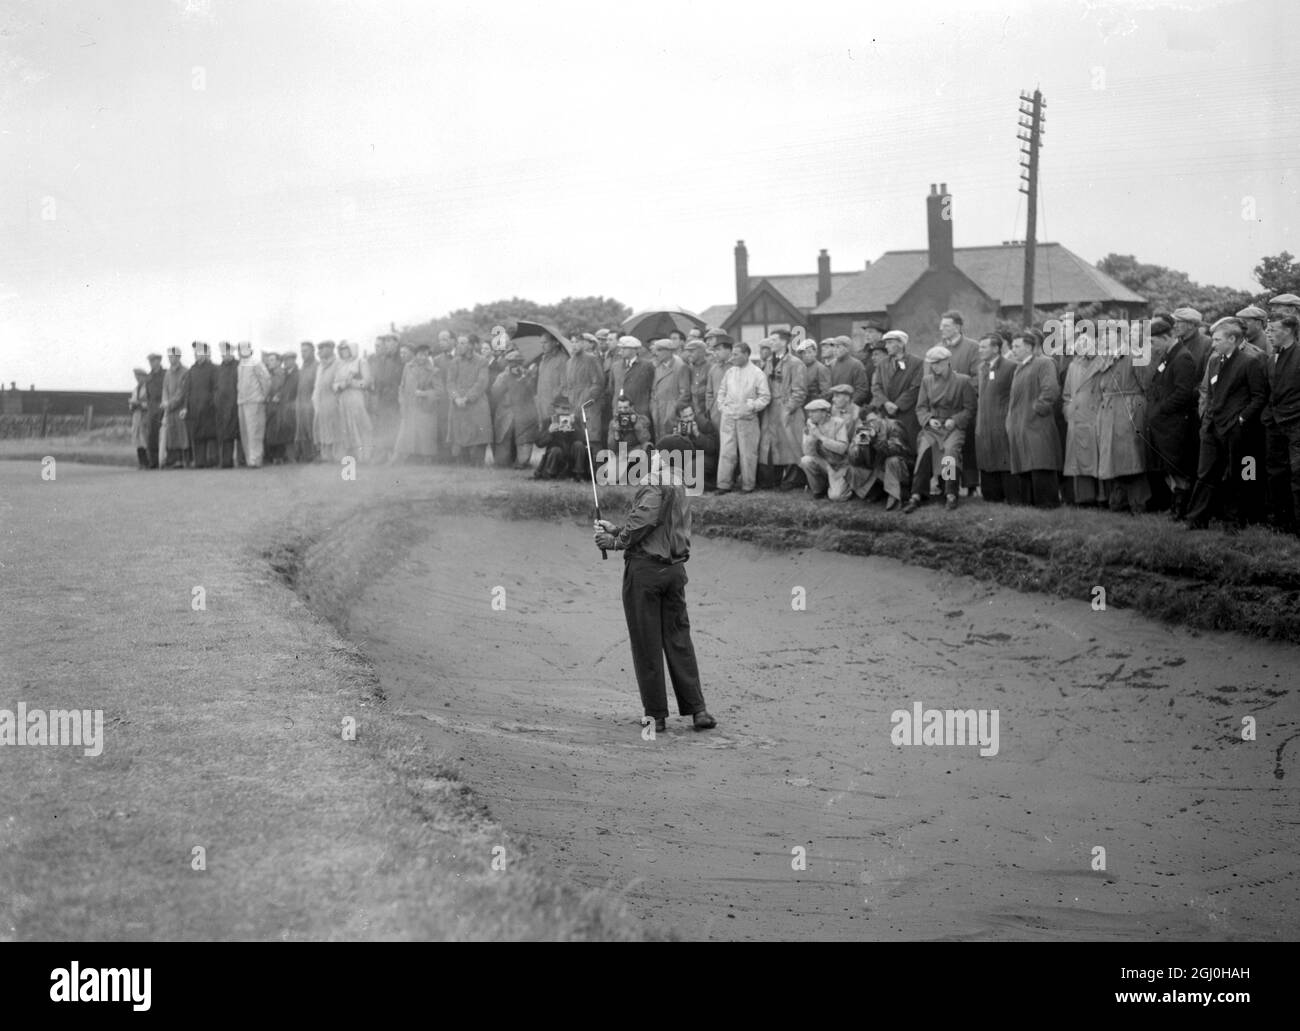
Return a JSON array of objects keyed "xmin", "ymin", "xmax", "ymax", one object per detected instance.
[{"xmin": 888, "ymin": 268, "xmax": 1000, "ymax": 357}]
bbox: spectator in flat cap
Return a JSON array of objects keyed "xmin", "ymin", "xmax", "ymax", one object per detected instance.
[
  {"xmin": 903, "ymin": 346, "xmax": 976, "ymax": 513},
  {"xmin": 1236, "ymin": 306, "xmax": 1271, "ymax": 356},
  {"xmin": 826, "ymin": 335, "xmax": 872, "ymax": 407},
  {"xmin": 563, "ymin": 330, "xmax": 607, "ymax": 449},
  {"xmin": 798, "ymin": 398, "xmax": 855, "ymax": 501},
  {"xmin": 705, "ymin": 336, "xmax": 732, "ymax": 431},
  {"xmin": 1270, "ymin": 294, "xmax": 1300, "ymax": 318},
  {"xmin": 829, "ymin": 382, "xmax": 860, "ymax": 429},
  {"xmin": 1172, "ymin": 307, "xmax": 1211, "ymax": 380},
  {"xmin": 793, "ymin": 339, "xmax": 829, "ymax": 403},
  {"xmin": 682, "ymin": 337, "xmax": 712, "ymax": 423},
  {"xmin": 859, "ymin": 321, "xmax": 885, "ymax": 357},
  {"xmin": 608, "ymin": 335, "xmax": 654, "ymax": 427},
  {"xmin": 649, "ymin": 338, "xmax": 692, "ymax": 443},
  {"xmin": 870, "ymin": 330, "xmax": 924, "ymax": 450}
]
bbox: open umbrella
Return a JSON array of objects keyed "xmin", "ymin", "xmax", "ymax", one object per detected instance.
[
  {"xmin": 510, "ymin": 319, "xmax": 574, "ymax": 363},
  {"xmin": 621, "ymin": 307, "xmax": 707, "ymax": 343}
]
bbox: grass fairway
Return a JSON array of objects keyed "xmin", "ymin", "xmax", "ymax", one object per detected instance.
[{"xmin": 0, "ymin": 461, "xmax": 649, "ymax": 940}]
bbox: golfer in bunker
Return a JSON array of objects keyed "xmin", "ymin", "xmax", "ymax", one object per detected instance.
[{"xmin": 593, "ymin": 435, "xmax": 717, "ymax": 734}]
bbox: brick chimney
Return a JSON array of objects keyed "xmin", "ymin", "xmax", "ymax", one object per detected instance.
[
  {"xmin": 816, "ymin": 249, "xmax": 832, "ymax": 305},
  {"xmin": 734, "ymin": 240, "xmax": 749, "ymax": 305},
  {"xmin": 926, "ymin": 183, "xmax": 954, "ymax": 270}
]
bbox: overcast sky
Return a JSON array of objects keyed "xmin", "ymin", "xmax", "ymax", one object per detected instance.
[{"xmin": 2, "ymin": 0, "xmax": 1296, "ymax": 389}]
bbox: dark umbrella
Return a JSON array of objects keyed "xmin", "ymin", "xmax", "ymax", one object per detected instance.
[
  {"xmin": 621, "ymin": 307, "xmax": 707, "ymax": 343},
  {"xmin": 510, "ymin": 319, "xmax": 574, "ymax": 363}
]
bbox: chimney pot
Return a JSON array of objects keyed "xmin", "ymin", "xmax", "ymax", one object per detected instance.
[
  {"xmin": 816, "ymin": 249, "xmax": 833, "ymax": 306},
  {"xmin": 926, "ymin": 184, "xmax": 954, "ymax": 270},
  {"xmin": 940, "ymin": 182, "xmax": 948, "ymax": 193},
  {"xmin": 734, "ymin": 240, "xmax": 750, "ymax": 306},
  {"xmin": 930, "ymin": 183, "xmax": 937, "ymax": 195}
]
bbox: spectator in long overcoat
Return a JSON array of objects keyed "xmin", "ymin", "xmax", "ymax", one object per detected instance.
[
  {"xmin": 1264, "ymin": 314, "xmax": 1300, "ymax": 531},
  {"xmin": 757, "ymin": 331, "xmax": 808, "ymax": 489},
  {"xmin": 974, "ymin": 333, "xmax": 1018, "ymax": 503},
  {"xmin": 490, "ymin": 350, "xmax": 538, "ymax": 469},
  {"xmin": 312, "ymin": 341, "xmax": 341, "ymax": 462},
  {"xmin": 648, "ymin": 340, "xmax": 692, "ymax": 441},
  {"xmin": 267, "ymin": 351, "xmax": 299, "ymax": 463},
  {"xmin": 1144, "ymin": 318, "xmax": 1200, "ymax": 518},
  {"xmin": 295, "ymin": 341, "xmax": 317, "ymax": 462},
  {"xmin": 145, "ymin": 352, "xmax": 165, "ymax": 469},
  {"xmin": 1096, "ymin": 351, "xmax": 1150, "ymax": 512},
  {"xmin": 1005, "ymin": 329, "xmax": 1062, "ymax": 507},
  {"xmin": 182, "ymin": 341, "xmax": 220, "ymax": 468},
  {"xmin": 160, "ymin": 346, "xmax": 190, "ymax": 468},
  {"xmin": 871, "ymin": 331, "xmax": 924, "ymax": 448},
  {"xmin": 129, "ymin": 368, "xmax": 149, "ymax": 469},
  {"xmin": 392, "ymin": 345, "xmax": 442, "ymax": 463},
  {"xmin": 215, "ymin": 342, "xmax": 241, "ymax": 468},
  {"xmin": 446, "ymin": 334, "xmax": 493, "ymax": 464},
  {"xmin": 236, "ymin": 342, "xmax": 272, "ymax": 468},
  {"xmin": 534, "ymin": 334, "xmax": 569, "ymax": 431},
  {"xmin": 1062, "ymin": 349, "xmax": 1106, "ymax": 505},
  {"xmin": 563, "ymin": 333, "xmax": 607, "ymax": 445}
]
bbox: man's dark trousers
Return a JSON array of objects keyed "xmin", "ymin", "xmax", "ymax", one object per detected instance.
[
  {"xmin": 1186, "ymin": 424, "xmax": 1248, "ymax": 527},
  {"xmin": 621, "ymin": 555, "xmax": 706, "ymax": 719},
  {"xmin": 147, "ymin": 412, "xmax": 163, "ymax": 469}
]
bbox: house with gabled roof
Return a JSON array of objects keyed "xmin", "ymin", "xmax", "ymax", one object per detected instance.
[{"xmin": 700, "ymin": 184, "xmax": 1146, "ymax": 356}]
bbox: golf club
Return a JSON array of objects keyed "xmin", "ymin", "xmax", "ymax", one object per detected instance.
[{"xmin": 580, "ymin": 399, "xmax": 607, "ymax": 560}]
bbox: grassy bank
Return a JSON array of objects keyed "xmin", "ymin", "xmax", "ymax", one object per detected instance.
[{"xmin": 350, "ymin": 467, "xmax": 1300, "ymax": 644}]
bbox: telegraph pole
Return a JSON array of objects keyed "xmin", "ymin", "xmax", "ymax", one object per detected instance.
[{"xmin": 1018, "ymin": 89, "xmax": 1045, "ymax": 328}]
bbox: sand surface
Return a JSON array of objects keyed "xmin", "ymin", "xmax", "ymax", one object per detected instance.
[{"xmin": 348, "ymin": 515, "xmax": 1299, "ymax": 940}]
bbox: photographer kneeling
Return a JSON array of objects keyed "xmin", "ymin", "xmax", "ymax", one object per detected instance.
[
  {"xmin": 533, "ymin": 394, "xmax": 583, "ymax": 480},
  {"xmin": 798, "ymin": 398, "xmax": 855, "ymax": 501},
  {"xmin": 606, "ymin": 392, "xmax": 653, "ymax": 484},
  {"xmin": 847, "ymin": 409, "xmax": 916, "ymax": 510},
  {"xmin": 671, "ymin": 399, "xmax": 719, "ymax": 490}
]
